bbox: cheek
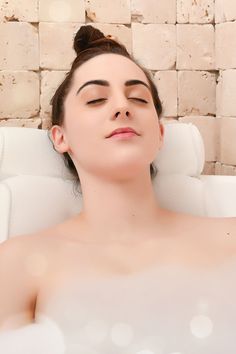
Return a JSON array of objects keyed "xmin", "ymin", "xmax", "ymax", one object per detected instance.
[
  {"xmin": 144, "ymin": 116, "xmax": 161, "ymax": 153},
  {"xmin": 67, "ymin": 122, "xmax": 101, "ymax": 158}
]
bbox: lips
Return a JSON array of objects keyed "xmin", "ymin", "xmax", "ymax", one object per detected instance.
[{"xmin": 106, "ymin": 127, "xmax": 139, "ymax": 138}]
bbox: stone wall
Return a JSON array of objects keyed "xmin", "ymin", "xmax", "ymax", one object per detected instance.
[{"xmin": 0, "ymin": 0, "xmax": 235, "ymax": 175}]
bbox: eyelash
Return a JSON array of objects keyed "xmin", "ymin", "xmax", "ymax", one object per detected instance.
[{"xmin": 86, "ymin": 98, "xmax": 148, "ymax": 105}]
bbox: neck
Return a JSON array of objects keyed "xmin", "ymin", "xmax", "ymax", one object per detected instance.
[{"xmin": 64, "ymin": 173, "xmax": 173, "ymax": 244}]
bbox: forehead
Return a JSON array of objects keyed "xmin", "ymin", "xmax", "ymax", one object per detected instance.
[{"xmin": 72, "ymin": 53, "xmax": 148, "ymax": 86}]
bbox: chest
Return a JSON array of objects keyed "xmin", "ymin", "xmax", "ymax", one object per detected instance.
[
  {"xmin": 35, "ymin": 227, "xmax": 234, "ymax": 308},
  {"xmin": 32, "ymin": 217, "xmax": 236, "ymax": 353},
  {"xmin": 34, "ymin": 257, "xmax": 236, "ymax": 354}
]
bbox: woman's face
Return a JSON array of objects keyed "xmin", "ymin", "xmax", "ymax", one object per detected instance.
[{"xmin": 54, "ymin": 53, "xmax": 164, "ymax": 182}]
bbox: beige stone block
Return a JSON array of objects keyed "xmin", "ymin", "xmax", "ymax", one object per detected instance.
[
  {"xmin": 41, "ymin": 118, "xmax": 52, "ymax": 130},
  {"xmin": 39, "ymin": 0, "xmax": 85, "ymax": 22},
  {"xmin": 178, "ymin": 116, "xmax": 217, "ymax": 161},
  {"xmin": 86, "ymin": 23, "xmax": 132, "ymax": 54},
  {"xmin": 218, "ymin": 117, "xmax": 236, "ymax": 165},
  {"xmin": 0, "ymin": 71, "xmax": 39, "ymax": 118},
  {"xmin": 215, "ymin": 162, "xmax": 236, "ymax": 176},
  {"xmin": 39, "ymin": 22, "xmax": 80, "ymax": 70},
  {"xmin": 0, "ymin": 23, "xmax": 39, "ymax": 70},
  {"xmin": 153, "ymin": 71, "xmax": 177, "ymax": 117},
  {"xmin": 161, "ymin": 117, "xmax": 179, "ymax": 124},
  {"xmin": 40, "ymin": 22, "xmax": 132, "ymax": 70},
  {"xmin": 0, "ymin": 118, "xmax": 41, "ymax": 128},
  {"xmin": 215, "ymin": 22, "xmax": 236, "ymax": 69},
  {"xmin": 40, "ymin": 71, "xmax": 67, "ymax": 119},
  {"xmin": 131, "ymin": 0, "xmax": 176, "ymax": 24},
  {"xmin": 0, "ymin": 0, "xmax": 38, "ymax": 22},
  {"xmin": 85, "ymin": 0, "xmax": 130, "ymax": 24},
  {"xmin": 177, "ymin": 0, "xmax": 214, "ymax": 24},
  {"xmin": 178, "ymin": 71, "xmax": 216, "ymax": 116},
  {"xmin": 216, "ymin": 70, "xmax": 236, "ymax": 117},
  {"xmin": 132, "ymin": 23, "xmax": 176, "ymax": 70},
  {"xmin": 177, "ymin": 24, "xmax": 215, "ymax": 70},
  {"xmin": 202, "ymin": 162, "xmax": 215, "ymax": 175},
  {"xmin": 215, "ymin": 0, "xmax": 236, "ymax": 23}
]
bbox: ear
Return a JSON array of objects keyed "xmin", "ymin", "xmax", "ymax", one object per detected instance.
[{"xmin": 50, "ymin": 125, "xmax": 70, "ymax": 154}]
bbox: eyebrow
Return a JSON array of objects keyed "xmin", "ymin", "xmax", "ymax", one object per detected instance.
[{"xmin": 76, "ymin": 79, "xmax": 151, "ymax": 95}]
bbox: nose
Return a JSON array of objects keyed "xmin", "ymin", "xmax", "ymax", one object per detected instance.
[
  {"xmin": 112, "ymin": 91, "xmax": 132, "ymax": 119},
  {"xmin": 113, "ymin": 95, "xmax": 130, "ymax": 118},
  {"xmin": 115, "ymin": 109, "xmax": 130, "ymax": 118}
]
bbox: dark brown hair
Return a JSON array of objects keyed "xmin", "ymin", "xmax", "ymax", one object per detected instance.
[{"xmin": 49, "ymin": 25, "xmax": 163, "ymax": 195}]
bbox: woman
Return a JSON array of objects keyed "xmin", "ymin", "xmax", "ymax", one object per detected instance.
[{"xmin": 0, "ymin": 25, "xmax": 236, "ymax": 354}]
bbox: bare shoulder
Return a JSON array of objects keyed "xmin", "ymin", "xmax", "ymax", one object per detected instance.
[
  {"xmin": 197, "ymin": 215, "xmax": 236, "ymax": 238},
  {"xmin": 0, "ymin": 233, "xmax": 38, "ymax": 260},
  {"xmin": 174, "ymin": 209, "xmax": 235, "ymax": 233},
  {"xmin": 0, "ymin": 231, "xmax": 56, "ymax": 286},
  {"xmin": 185, "ymin": 213, "xmax": 236, "ymax": 251},
  {"xmin": 0, "ymin": 233, "xmax": 47, "ymax": 329},
  {"xmin": 0, "ymin": 231, "xmax": 51, "ymax": 257},
  {"xmin": 166, "ymin": 208, "xmax": 235, "ymax": 233}
]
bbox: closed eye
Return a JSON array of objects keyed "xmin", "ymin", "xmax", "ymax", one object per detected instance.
[
  {"xmin": 86, "ymin": 98, "xmax": 148, "ymax": 105},
  {"xmin": 86, "ymin": 98, "xmax": 107, "ymax": 105},
  {"xmin": 130, "ymin": 98, "xmax": 148, "ymax": 103}
]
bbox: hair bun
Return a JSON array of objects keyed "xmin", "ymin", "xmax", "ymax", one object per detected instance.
[{"xmin": 73, "ymin": 25, "xmax": 105, "ymax": 55}]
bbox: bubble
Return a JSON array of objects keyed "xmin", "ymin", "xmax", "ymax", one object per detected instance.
[
  {"xmin": 48, "ymin": 0, "xmax": 71, "ymax": 22},
  {"xmin": 83, "ymin": 319, "xmax": 109, "ymax": 343},
  {"xmin": 136, "ymin": 350, "xmax": 155, "ymax": 354},
  {"xmin": 197, "ymin": 298, "xmax": 210, "ymax": 313},
  {"xmin": 69, "ymin": 345, "xmax": 98, "ymax": 354},
  {"xmin": 110, "ymin": 322, "xmax": 134, "ymax": 347},
  {"xmin": 33, "ymin": 313, "xmax": 66, "ymax": 354},
  {"xmin": 24, "ymin": 252, "xmax": 48, "ymax": 277},
  {"xmin": 0, "ymin": 312, "xmax": 32, "ymax": 330},
  {"xmin": 133, "ymin": 334, "xmax": 165, "ymax": 354},
  {"xmin": 190, "ymin": 315, "xmax": 213, "ymax": 338}
]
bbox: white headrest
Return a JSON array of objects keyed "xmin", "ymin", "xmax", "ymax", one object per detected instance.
[
  {"xmin": 0, "ymin": 128, "xmax": 74, "ymax": 180},
  {"xmin": 155, "ymin": 122, "xmax": 205, "ymax": 175},
  {"xmin": 0, "ymin": 123, "xmax": 205, "ymax": 179}
]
